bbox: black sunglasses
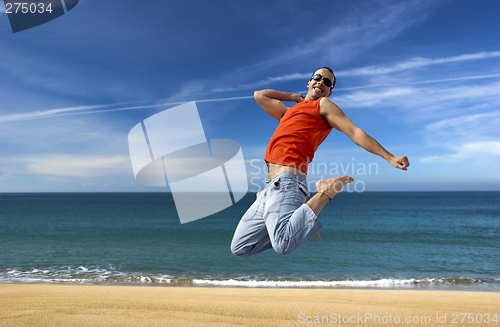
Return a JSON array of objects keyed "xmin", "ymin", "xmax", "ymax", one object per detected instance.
[{"xmin": 311, "ymin": 74, "xmax": 334, "ymax": 88}]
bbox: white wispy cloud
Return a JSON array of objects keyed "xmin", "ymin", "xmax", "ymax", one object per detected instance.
[
  {"xmin": 211, "ymin": 73, "xmax": 310, "ymax": 93},
  {"xmin": 335, "ymin": 87, "xmax": 414, "ymax": 108},
  {"xmin": 0, "ymin": 97, "xmax": 256, "ymax": 123},
  {"xmin": 0, "ymin": 103, "xmax": 132, "ymax": 123},
  {"xmin": 2, "ymin": 75, "xmax": 496, "ymax": 124},
  {"xmin": 328, "ymin": 75, "xmax": 500, "ymax": 166},
  {"xmin": 4, "ymin": 155, "xmax": 132, "ymax": 177},
  {"xmin": 424, "ymin": 111, "xmax": 500, "ymax": 134},
  {"xmin": 335, "ymin": 74, "xmax": 500, "ymax": 91},
  {"xmin": 337, "ymin": 51, "xmax": 500, "ymax": 76},
  {"xmin": 334, "ymin": 80, "xmax": 500, "ymax": 114},
  {"xmin": 280, "ymin": 0, "xmax": 437, "ymax": 65},
  {"xmin": 420, "ymin": 111, "xmax": 500, "ymax": 163},
  {"xmin": 421, "ymin": 141, "xmax": 500, "ymax": 163},
  {"xmin": 422, "ymin": 111, "xmax": 500, "ymax": 147},
  {"xmin": 204, "ymin": 0, "xmax": 443, "ymax": 93},
  {"xmin": 210, "ymin": 50, "xmax": 500, "ymax": 93}
]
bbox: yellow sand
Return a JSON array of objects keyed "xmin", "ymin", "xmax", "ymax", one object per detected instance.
[{"xmin": 1, "ymin": 284, "xmax": 498, "ymax": 326}]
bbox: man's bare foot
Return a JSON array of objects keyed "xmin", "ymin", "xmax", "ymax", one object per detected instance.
[
  {"xmin": 305, "ymin": 176, "xmax": 355, "ymax": 220},
  {"xmin": 316, "ymin": 175, "xmax": 354, "ymax": 200}
]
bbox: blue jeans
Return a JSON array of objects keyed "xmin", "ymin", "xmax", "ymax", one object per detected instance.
[{"xmin": 231, "ymin": 172, "xmax": 323, "ymax": 256}]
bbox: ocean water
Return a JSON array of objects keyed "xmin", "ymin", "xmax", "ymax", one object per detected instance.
[{"xmin": 1, "ymin": 191, "xmax": 499, "ymax": 291}]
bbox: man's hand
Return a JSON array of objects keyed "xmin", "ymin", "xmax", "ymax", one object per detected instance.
[
  {"xmin": 292, "ymin": 94, "xmax": 305, "ymax": 103},
  {"xmin": 388, "ymin": 156, "xmax": 410, "ymax": 170}
]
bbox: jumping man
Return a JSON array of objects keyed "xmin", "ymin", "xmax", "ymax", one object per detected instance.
[{"xmin": 231, "ymin": 67, "xmax": 409, "ymax": 257}]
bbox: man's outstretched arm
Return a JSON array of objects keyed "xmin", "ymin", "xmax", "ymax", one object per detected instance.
[
  {"xmin": 319, "ymin": 98, "xmax": 410, "ymax": 170},
  {"xmin": 254, "ymin": 89, "xmax": 305, "ymax": 121}
]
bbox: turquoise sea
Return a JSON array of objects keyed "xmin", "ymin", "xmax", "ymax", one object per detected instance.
[{"xmin": 1, "ymin": 191, "xmax": 499, "ymax": 291}]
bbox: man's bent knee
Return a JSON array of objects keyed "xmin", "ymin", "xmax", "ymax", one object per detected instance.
[
  {"xmin": 273, "ymin": 242, "xmax": 293, "ymax": 256},
  {"xmin": 230, "ymin": 243, "xmax": 253, "ymax": 258}
]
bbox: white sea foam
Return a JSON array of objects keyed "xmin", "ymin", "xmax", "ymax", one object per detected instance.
[
  {"xmin": 1, "ymin": 266, "xmax": 498, "ymax": 291},
  {"xmin": 191, "ymin": 278, "xmax": 418, "ymax": 288}
]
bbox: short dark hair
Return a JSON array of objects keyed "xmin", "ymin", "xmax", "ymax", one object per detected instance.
[{"xmin": 312, "ymin": 67, "xmax": 336, "ymax": 89}]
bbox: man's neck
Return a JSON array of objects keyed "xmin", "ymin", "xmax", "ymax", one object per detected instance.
[{"xmin": 304, "ymin": 95, "xmax": 322, "ymax": 101}]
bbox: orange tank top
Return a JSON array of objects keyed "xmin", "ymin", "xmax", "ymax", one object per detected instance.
[{"xmin": 264, "ymin": 98, "xmax": 332, "ymax": 174}]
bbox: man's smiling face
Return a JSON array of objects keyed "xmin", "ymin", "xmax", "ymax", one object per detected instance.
[{"xmin": 306, "ymin": 68, "xmax": 334, "ymax": 99}]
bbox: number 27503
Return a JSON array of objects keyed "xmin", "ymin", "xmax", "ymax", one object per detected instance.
[{"xmin": 5, "ymin": 2, "xmax": 54, "ymax": 14}]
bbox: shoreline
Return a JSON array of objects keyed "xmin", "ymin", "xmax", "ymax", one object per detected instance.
[
  {"xmin": 2, "ymin": 276, "xmax": 499, "ymax": 293},
  {"xmin": 1, "ymin": 283, "xmax": 499, "ymax": 326},
  {"xmin": 2, "ymin": 281, "xmax": 500, "ymax": 292}
]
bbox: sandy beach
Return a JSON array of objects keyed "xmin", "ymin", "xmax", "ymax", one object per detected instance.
[{"xmin": 1, "ymin": 284, "xmax": 498, "ymax": 326}]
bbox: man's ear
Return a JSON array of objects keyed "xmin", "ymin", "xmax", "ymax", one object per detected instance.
[
  {"xmin": 327, "ymin": 89, "xmax": 333, "ymax": 97},
  {"xmin": 307, "ymin": 80, "xmax": 311, "ymax": 88}
]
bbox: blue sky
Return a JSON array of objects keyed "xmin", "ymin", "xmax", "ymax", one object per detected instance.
[{"xmin": 0, "ymin": 0, "xmax": 499, "ymax": 192}]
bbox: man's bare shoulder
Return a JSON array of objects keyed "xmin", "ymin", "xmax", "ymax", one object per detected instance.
[
  {"xmin": 319, "ymin": 97, "xmax": 342, "ymax": 114},
  {"xmin": 319, "ymin": 96, "xmax": 339, "ymax": 104}
]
